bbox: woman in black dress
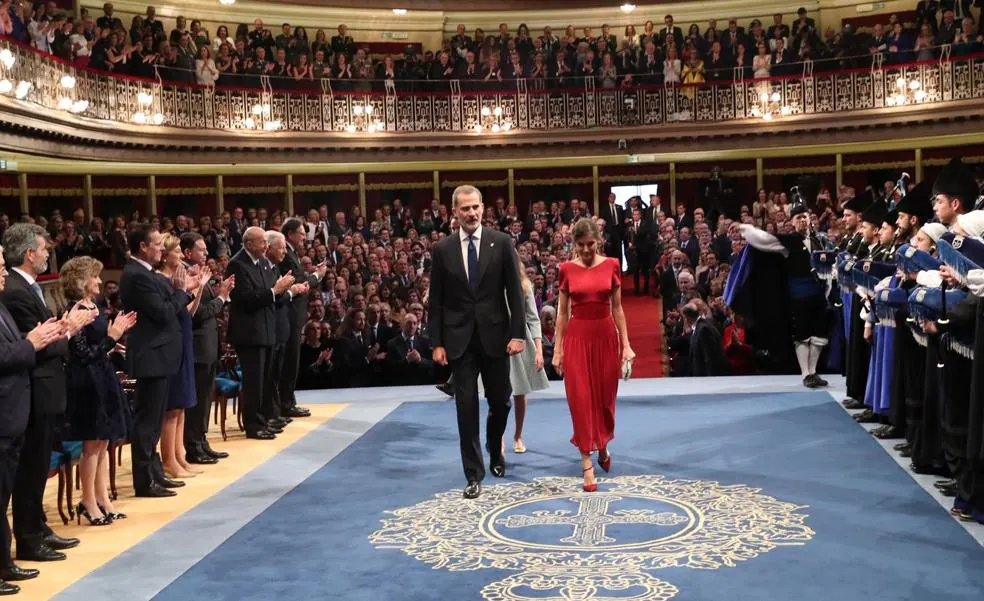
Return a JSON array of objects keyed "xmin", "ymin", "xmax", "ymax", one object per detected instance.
[{"xmin": 61, "ymin": 257, "xmax": 136, "ymax": 525}]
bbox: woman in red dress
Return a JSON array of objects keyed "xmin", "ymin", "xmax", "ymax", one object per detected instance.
[{"xmin": 552, "ymin": 218, "xmax": 635, "ymax": 492}]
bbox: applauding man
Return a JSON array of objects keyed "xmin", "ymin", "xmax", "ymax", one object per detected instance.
[{"xmin": 225, "ymin": 227, "xmax": 295, "ymax": 440}]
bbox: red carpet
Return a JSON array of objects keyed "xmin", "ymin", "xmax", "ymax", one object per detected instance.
[{"xmin": 620, "ymin": 292, "xmax": 665, "ymax": 378}]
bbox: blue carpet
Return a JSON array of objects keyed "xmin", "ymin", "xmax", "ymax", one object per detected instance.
[{"xmin": 152, "ymin": 392, "xmax": 984, "ymax": 601}]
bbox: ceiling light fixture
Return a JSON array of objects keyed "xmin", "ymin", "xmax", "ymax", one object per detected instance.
[
  {"xmin": 218, "ymin": 0, "xmax": 236, "ymax": 4},
  {"xmin": 392, "ymin": 8, "xmax": 407, "ymax": 15},
  {"xmin": 620, "ymin": 3, "xmax": 636, "ymax": 13}
]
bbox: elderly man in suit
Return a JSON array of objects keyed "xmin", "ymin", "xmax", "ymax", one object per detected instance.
[
  {"xmin": 279, "ymin": 218, "xmax": 328, "ymax": 418},
  {"xmin": 264, "ymin": 230, "xmax": 308, "ymax": 425},
  {"xmin": 224, "ymin": 227, "xmax": 296, "ymax": 440},
  {"xmin": 0, "ymin": 224, "xmax": 94, "ymax": 563},
  {"xmin": 180, "ymin": 232, "xmax": 235, "ymax": 465},
  {"xmin": 429, "ymin": 185, "xmax": 525, "ymax": 500},
  {"xmin": 120, "ymin": 224, "xmax": 203, "ymax": 498},
  {"xmin": 0, "ymin": 244, "xmax": 68, "ymax": 594},
  {"xmin": 386, "ymin": 313, "xmax": 435, "ymax": 385},
  {"xmin": 682, "ymin": 301, "xmax": 729, "ymax": 377}
]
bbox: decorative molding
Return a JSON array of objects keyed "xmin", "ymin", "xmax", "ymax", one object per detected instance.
[
  {"xmin": 294, "ymin": 184, "xmax": 360, "ymax": 192},
  {"xmin": 365, "ymin": 181, "xmax": 433, "ymax": 191},
  {"xmin": 515, "ymin": 177, "xmax": 594, "ymax": 186},
  {"xmin": 224, "ymin": 186, "xmax": 287, "ymax": 194},
  {"xmin": 441, "ymin": 179, "xmax": 509, "ymax": 188}
]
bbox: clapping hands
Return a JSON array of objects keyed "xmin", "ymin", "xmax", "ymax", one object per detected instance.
[
  {"xmin": 108, "ymin": 311, "xmax": 137, "ymax": 341},
  {"xmin": 63, "ymin": 303, "xmax": 98, "ymax": 336}
]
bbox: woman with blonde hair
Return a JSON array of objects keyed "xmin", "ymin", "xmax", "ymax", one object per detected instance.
[
  {"xmin": 157, "ymin": 233, "xmax": 209, "ymax": 479},
  {"xmin": 508, "ymin": 248, "xmax": 549, "ymax": 453},
  {"xmin": 61, "ymin": 256, "xmax": 137, "ymax": 524}
]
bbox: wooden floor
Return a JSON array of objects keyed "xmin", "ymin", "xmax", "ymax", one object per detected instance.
[{"xmin": 7, "ymin": 404, "xmax": 345, "ymax": 601}]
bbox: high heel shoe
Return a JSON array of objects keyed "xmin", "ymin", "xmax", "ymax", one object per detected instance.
[
  {"xmin": 76, "ymin": 503, "xmax": 112, "ymax": 526},
  {"xmin": 98, "ymin": 503, "xmax": 127, "ymax": 520},
  {"xmin": 582, "ymin": 467, "xmax": 597, "ymax": 493},
  {"xmin": 598, "ymin": 449, "xmax": 612, "ymax": 473}
]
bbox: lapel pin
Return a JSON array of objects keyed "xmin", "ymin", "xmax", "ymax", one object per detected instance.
[{"xmin": 490, "ymin": 242, "xmax": 495, "ymax": 247}]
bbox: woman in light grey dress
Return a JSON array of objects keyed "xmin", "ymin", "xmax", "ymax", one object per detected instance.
[{"xmin": 509, "ymin": 253, "xmax": 549, "ymax": 453}]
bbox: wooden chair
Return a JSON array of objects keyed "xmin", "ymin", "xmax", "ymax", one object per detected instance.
[
  {"xmin": 48, "ymin": 442, "xmax": 83, "ymax": 525},
  {"xmin": 109, "ymin": 370, "xmax": 137, "ymax": 500},
  {"xmin": 213, "ymin": 349, "xmax": 242, "ymax": 441}
]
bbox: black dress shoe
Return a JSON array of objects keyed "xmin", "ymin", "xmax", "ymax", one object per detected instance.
[
  {"xmin": 873, "ymin": 425, "xmax": 902, "ymax": 440},
  {"xmin": 186, "ymin": 452, "xmax": 218, "ymax": 465},
  {"xmin": 42, "ymin": 533, "xmax": 79, "ymax": 550},
  {"xmin": 17, "ymin": 544, "xmax": 65, "ymax": 562},
  {"xmin": 910, "ymin": 463, "xmax": 952, "ymax": 477},
  {"xmin": 803, "ymin": 375, "xmax": 819, "ymax": 389},
  {"xmin": 893, "ymin": 442, "xmax": 911, "ymax": 451},
  {"xmin": 1, "ymin": 565, "xmax": 39, "ymax": 581},
  {"xmin": 463, "ymin": 481, "xmax": 481, "ymax": 499},
  {"xmin": 854, "ymin": 409, "xmax": 879, "ymax": 423},
  {"xmin": 842, "ymin": 398, "xmax": 866, "ymax": 410},
  {"xmin": 135, "ymin": 483, "xmax": 177, "ymax": 498},
  {"xmin": 935, "ymin": 478, "xmax": 957, "ymax": 489},
  {"xmin": 939, "ymin": 483, "xmax": 958, "ymax": 497},
  {"xmin": 265, "ymin": 424, "xmax": 284, "ymax": 434},
  {"xmin": 268, "ymin": 417, "xmax": 289, "ymax": 429},
  {"xmin": 0, "ymin": 581, "xmax": 19, "ymax": 596},
  {"xmin": 436, "ymin": 383, "xmax": 454, "ymax": 398},
  {"xmin": 490, "ymin": 456, "xmax": 506, "ymax": 478},
  {"xmin": 812, "ymin": 374, "xmax": 829, "ymax": 387},
  {"xmin": 900, "ymin": 447, "xmax": 912, "ymax": 458},
  {"xmin": 204, "ymin": 443, "xmax": 229, "ymax": 459},
  {"xmin": 246, "ymin": 430, "xmax": 276, "ymax": 440},
  {"xmin": 286, "ymin": 406, "xmax": 311, "ymax": 418},
  {"xmin": 156, "ymin": 476, "xmax": 186, "ymax": 489}
]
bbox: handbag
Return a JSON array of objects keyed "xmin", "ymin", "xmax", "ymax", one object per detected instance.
[{"xmin": 621, "ymin": 357, "xmax": 634, "ymax": 381}]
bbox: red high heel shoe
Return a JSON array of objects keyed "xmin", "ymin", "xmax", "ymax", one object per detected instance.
[
  {"xmin": 582, "ymin": 466, "xmax": 597, "ymax": 492},
  {"xmin": 598, "ymin": 449, "xmax": 612, "ymax": 473}
]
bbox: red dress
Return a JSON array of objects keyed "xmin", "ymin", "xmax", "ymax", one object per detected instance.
[{"xmin": 559, "ymin": 258, "xmax": 622, "ymax": 454}]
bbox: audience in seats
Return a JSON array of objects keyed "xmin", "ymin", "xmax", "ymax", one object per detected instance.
[{"xmin": 3, "ymin": 3, "xmax": 981, "ymax": 91}]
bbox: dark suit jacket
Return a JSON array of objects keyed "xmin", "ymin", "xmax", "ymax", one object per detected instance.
[
  {"xmin": 280, "ymin": 244, "xmax": 319, "ymax": 333},
  {"xmin": 602, "ymin": 203, "xmax": 625, "ymax": 238},
  {"xmin": 689, "ymin": 318, "xmax": 729, "ymax": 377},
  {"xmin": 0, "ymin": 270, "xmax": 70, "ymax": 416},
  {"xmin": 428, "ymin": 227, "xmax": 525, "ymax": 361},
  {"xmin": 185, "ymin": 264, "xmax": 225, "ymax": 366},
  {"xmin": 0, "ymin": 302, "xmax": 36, "ymax": 437},
  {"xmin": 680, "ymin": 237, "xmax": 700, "ymax": 267},
  {"xmin": 368, "ymin": 320, "xmax": 394, "ymax": 349},
  {"xmin": 224, "ymin": 249, "xmax": 286, "ymax": 348},
  {"xmin": 386, "ymin": 333, "xmax": 435, "ymax": 384},
  {"xmin": 119, "ymin": 260, "xmax": 192, "ymax": 379}
]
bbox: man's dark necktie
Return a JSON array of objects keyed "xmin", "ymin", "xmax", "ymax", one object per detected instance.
[{"xmin": 467, "ymin": 235, "xmax": 479, "ymax": 290}]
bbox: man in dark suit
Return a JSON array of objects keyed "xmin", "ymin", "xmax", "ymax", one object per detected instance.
[
  {"xmin": 386, "ymin": 313, "xmax": 434, "ymax": 385},
  {"xmin": 720, "ymin": 19, "xmax": 747, "ymax": 54},
  {"xmin": 280, "ymin": 219, "xmax": 327, "ymax": 418},
  {"xmin": 602, "ymin": 191, "xmax": 625, "ymax": 266},
  {"xmin": 658, "ymin": 14, "xmax": 684, "ymax": 50},
  {"xmin": 660, "ymin": 251, "xmax": 685, "ymax": 316},
  {"xmin": 0, "ymin": 224, "xmax": 94, "ymax": 562},
  {"xmin": 264, "ymin": 231, "xmax": 308, "ymax": 425},
  {"xmin": 224, "ymin": 227, "xmax": 296, "ymax": 440},
  {"xmin": 120, "ymin": 224, "xmax": 200, "ymax": 498},
  {"xmin": 679, "ymin": 226, "xmax": 700, "ymax": 267},
  {"xmin": 429, "ymin": 185, "xmax": 525, "ymax": 499},
  {"xmin": 331, "ymin": 24, "xmax": 354, "ymax": 57},
  {"xmin": 180, "ymin": 232, "xmax": 234, "ymax": 465},
  {"xmin": 625, "ymin": 208, "xmax": 652, "ymax": 295},
  {"xmin": 0, "ymin": 245, "xmax": 67, "ymax": 593},
  {"xmin": 682, "ymin": 302, "xmax": 729, "ymax": 377}
]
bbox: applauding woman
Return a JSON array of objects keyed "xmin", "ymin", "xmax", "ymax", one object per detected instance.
[
  {"xmin": 553, "ymin": 218, "xmax": 634, "ymax": 492},
  {"xmin": 61, "ymin": 256, "xmax": 137, "ymax": 525}
]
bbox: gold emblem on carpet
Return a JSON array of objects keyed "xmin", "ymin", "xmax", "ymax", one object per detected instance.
[{"xmin": 369, "ymin": 474, "xmax": 814, "ymax": 600}]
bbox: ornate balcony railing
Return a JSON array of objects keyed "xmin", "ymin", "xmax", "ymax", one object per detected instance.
[{"xmin": 1, "ymin": 37, "xmax": 983, "ymax": 136}]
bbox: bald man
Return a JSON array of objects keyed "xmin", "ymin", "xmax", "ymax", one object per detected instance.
[{"xmin": 225, "ymin": 227, "xmax": 295, "ymax": 440}]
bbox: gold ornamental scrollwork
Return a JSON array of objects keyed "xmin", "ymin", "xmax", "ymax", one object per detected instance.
[{"xmin": 369, "ymin": 474, "xmax": 814, "ymax": 601}]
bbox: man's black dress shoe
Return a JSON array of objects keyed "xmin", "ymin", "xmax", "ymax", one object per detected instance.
[
  {"xmin": 899, "ymin": 447, "xmax": 912, "ymax": 458},
  {"xmin": 42, "ymin": 533, "xmax": 79, "ymax": 550},
  {"xmin": 17, "ymin": 544, "xmax": 65, "ymax": 562},
  {"xmin": 0, "ymin": 581, "xmax": 19, "ymax": 596},
  {"xmin": 157, "ymin": 476, "xmax": 185, "ymax": 489},
  {"xmin": 938, "ymin": 483, "xmax": 958, "ymax": 497},
  {"xmin": 287, "ymin": 406, "xmax": 311, "ymax": 418},
  {"xmin": 854, "ymin": 409, "xmax": 879, "ymax": 423},
  {"xmin": 910, "ymin": 463, "xmax": 952, "ymax": 477},
  {"xmin": 463, "ymin": 482, "xmax": 481, "ymax": 499},
  {"xmin": 935, "ymin": 478, "xmax": 957, "ymax": 489},
  {"xmin": 803, "ymin": 375, "xmax": 819, "ymax": 389},
  {"xmin": 873, "ymin": 425, "xmax": 902, "ymax": 439},
  {"xmin": 204, "ymin": 443, "xmax": 228, "ymax": 459},
  {"xmin": 436, "ymin": 383, "xmax": 454, "ymax": 398},
  {"xmin": 268, "ymin": 417, "xmax": 289, "ymax": 429},
  {"xmin": 135, "ymin": 483, "xmax": 177, "ymax": 498},
  {"xmin": 186, "ymin": 452, "xmax": 218, "ymax": 465},
  {"xmin": 490, "ymin": 457, "xmax": 506, "ymax": 478},
  {"xmin": 842, "ymin": 398, "xmax": 866, "ymax": 410},
  {"xmin": 893, "ymin": 442, "xmax": 911, "ymax": 451},
  {"xmin": 1, "ymin": 565, "xmax": 39, "ymax": 581},
  {"xmin": 246, "ymin": 430, "xmax": 276, "ymax": 440},
  {"xmin": 811, "ymin": 374, "xmax": 829, "ymax": 387}
]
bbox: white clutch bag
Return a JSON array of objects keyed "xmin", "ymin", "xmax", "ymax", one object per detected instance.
[{"xmin": 621, "ymin": 358, "xmax": 633, "ymax": 381}]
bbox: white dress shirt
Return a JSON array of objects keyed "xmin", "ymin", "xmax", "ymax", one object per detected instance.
[
  {"xmin": 132, "ymin": 257, "xmax": 154, "ymax": 271},
  {"xmin": 459, "ymin": 224, "xmax": 483, "ymax": 280}
]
